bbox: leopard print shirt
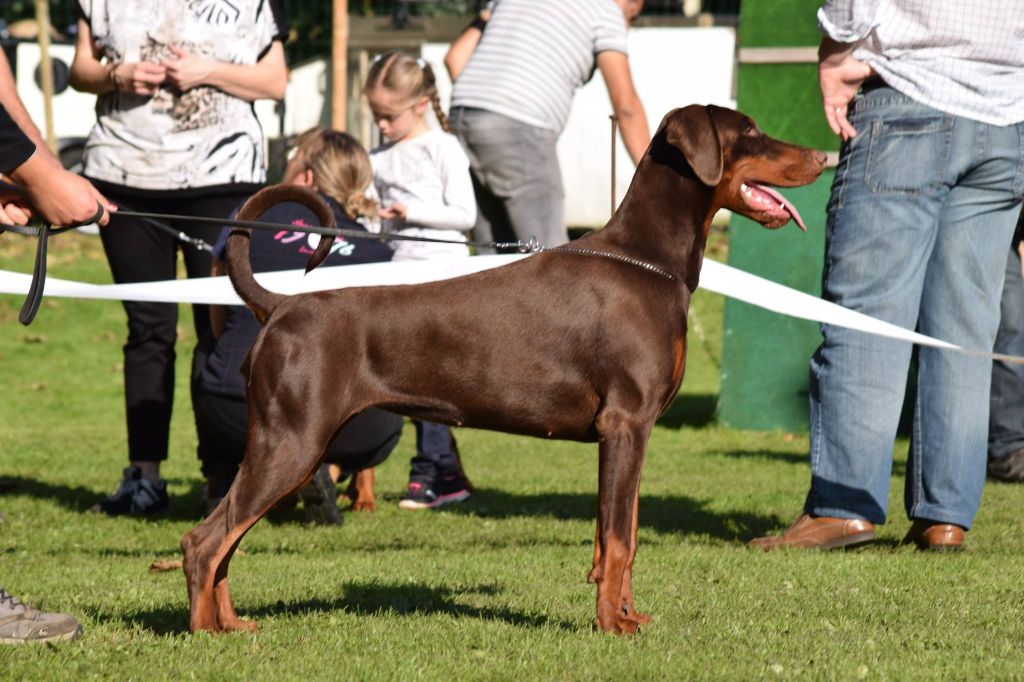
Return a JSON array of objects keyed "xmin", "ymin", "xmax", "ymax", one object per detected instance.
[{"xmin": 78, "ymin": 0, "xmax": 286, "ymax": 190}]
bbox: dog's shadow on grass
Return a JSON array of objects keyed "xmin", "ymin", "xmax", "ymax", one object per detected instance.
[
  {"xmin": 88, "ymin": 580, "xmax": 572, "ymax": 636},
  {"xmin": 253, "ymin": 580, "xmax": 573, "ymax": 630},
  {"xmin": 449, "ymin": 489, "xmax": 784, "ymax": 542},
  {"xmin": 657, "ymin": 393, "xmax": 717, "ymax": 429}
]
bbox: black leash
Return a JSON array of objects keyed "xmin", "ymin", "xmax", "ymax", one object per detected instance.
[
  {"xmin": 97, "ymin": 211, "xmax": 679, "ymax": 280},
  {"xmin": 0, "ymin": 204, "xmax": 106, "ymax": 325},
  {"xmin": 2, "ymin": 206, "xmax": 677, "ymax": 326},
  {"xmin": 118, "ymin": 209, "xmax": 541, "ymax": 254}
]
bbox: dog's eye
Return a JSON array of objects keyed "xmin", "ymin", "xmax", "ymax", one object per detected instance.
[{"xmin": 743, "ymin": 125, "xmax": 760, "ymax": 137}]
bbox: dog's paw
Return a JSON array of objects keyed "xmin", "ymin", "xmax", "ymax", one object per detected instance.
[
  {"xmin": 218, "ymin": 616, "xmax": 258, "ymax": 633},
  {"xmin": 349, "ymin": 499, "xmax": 377, "ymax": 512},
  {"xmin": 593, "ymin": 614, "xmax": 642, "ymax": 636}
]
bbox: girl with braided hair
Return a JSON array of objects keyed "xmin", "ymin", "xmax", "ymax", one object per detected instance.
[
  {"xmin": 365, "ymin": 51, "xmax": 476, "ymax": 261},
  {"xmin": 364, "ymin": 52, "xmax": 476, "ymax": 509}
]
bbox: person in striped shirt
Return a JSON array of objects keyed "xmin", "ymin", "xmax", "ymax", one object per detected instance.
[{"xmin": 445, "ymin": 0, "xmax": 649, "ymax": 252}]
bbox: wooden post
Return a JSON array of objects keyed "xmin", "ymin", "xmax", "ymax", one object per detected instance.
[
  {"xmin": 332, "ymin": 0, "xmax": 348, "ymax": 130},
  {"xmin": 609, "ymin": 115, "xmax": 618, "ymax": 218},
  {"xmin": 34, "ymin": 0, "xmax": 57, "ymax": 153}
]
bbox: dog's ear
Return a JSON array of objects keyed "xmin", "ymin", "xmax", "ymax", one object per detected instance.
[{"xmin": 664, "ymin": 105, "xmax": 723, "ymax": 187}]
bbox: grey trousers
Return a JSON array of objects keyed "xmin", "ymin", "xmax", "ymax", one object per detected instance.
[
  {"xmin": 990, "ymin": 211, "xmax": 1024, "ymax": 460},
  {"xmin": 450, "ymin": 107, "xmax": 567, "ymax": 252}
]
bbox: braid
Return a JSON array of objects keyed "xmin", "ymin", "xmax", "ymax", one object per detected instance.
[
  {"xmin": 344, "ymin": 193, "xmax": 379, "ymax": 220},
  {"xmin": 366, "ymin": 52, "xmax": 451, "ymax": 133},
  {"xmin": 430, "ymin": 91, "xmax": 450, "ymax": 133}
]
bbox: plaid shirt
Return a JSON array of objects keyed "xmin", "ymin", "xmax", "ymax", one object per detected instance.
[{"xmin": 819, "ymin": 0, "xmax": 1024, "ymax": 125}]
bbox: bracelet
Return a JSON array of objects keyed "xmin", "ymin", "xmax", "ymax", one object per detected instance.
[
  {"xmin": 469, "ymin": 15, "xmax": 488, "ymax": 32},
  {"xmin": 107, "ymin": 63, "xmax": 120, "ymax": 90}
]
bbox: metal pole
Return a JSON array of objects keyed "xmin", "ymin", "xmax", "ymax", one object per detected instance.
[
  {"xmin": 34, "ymin": 0, "xmax": 57, "ymax": 153},
  {"xmin": 332, "ymin": 0, "xmax": 349, "ymax": 130}
]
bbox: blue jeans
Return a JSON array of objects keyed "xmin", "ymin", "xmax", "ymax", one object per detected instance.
[
  {"xmin": 989, "ymin": 214, "xmax": 1024, "ymax": 460},
  {"xmin": 805, "ymin": 87, "xmax": 1024, "ymax": 529},
  {"xmin": 408, "ymin": 421, "xmax": 460, "ymax": 483}
]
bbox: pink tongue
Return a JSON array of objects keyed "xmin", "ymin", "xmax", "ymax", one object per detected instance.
[{"xmin": 749, "ymin": 183, "xmax": 806, "ymax": 231}]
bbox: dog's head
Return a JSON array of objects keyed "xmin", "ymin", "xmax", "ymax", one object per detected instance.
[{"xmin": 656, "ymin": 104, "xmax": 827, "ymax": 230}]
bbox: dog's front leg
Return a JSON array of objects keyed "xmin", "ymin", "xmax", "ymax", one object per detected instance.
[
  {"xmin": 619, "ymin": 491, "xmax": 651, "ymax": 625},
  {"xmin": 587, "ymin": 522, "xmax": 603, "ymax": 584},
  {"xmin": 592, "ymin": 410, "xmax": 650, "ymax": 635}
]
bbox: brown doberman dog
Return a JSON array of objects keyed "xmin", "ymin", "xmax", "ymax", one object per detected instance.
[{"xmin": 181, "ymin": 104, "xmax": 826, "ymax": 635}]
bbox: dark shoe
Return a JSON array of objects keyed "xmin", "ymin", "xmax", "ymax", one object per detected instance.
[
  {"xmin": 988, "ymin": 448, "xmax": 1024, "ymax": 482},
  {"xmin": 433, "ymin": 471, "xmax": 471, "ymax": 507},
  {"xmin": 91, "ymin": 467, "xmax": 169, "ymax": 517},
  {"xmin": 0, "ymin": 588, "xmax": 82, "ymax": 644},
  {"xmin": 398, "ymin": 473, "xmax": 470, "ymax": 510},
  {"xmin": 298, "ymin": 464, "xmax": 344, "ymax": 526},
  {"xmin": 749, "ymin": 513, "xmax": 876, "ymax": 551},
  {"xmin": 902, "ymin": 520, "xmax": 964, "ymax": 551},
  {"xmin": 398, "ymin": 480, "xmax": 438, "ymax": 510}
]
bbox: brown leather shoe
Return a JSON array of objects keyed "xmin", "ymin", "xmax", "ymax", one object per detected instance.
[
  {"xmin": 748, "ymin": 513, "xmax": 876, "ymax": 551},
  {"xmin": 902, "ymin": 520, "xmax": 964, "ymax": 551}
]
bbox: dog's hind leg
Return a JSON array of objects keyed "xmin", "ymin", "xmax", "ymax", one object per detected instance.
[
  {"xmin": 345, "ymin": 468, "xmax": 377, "ymax": 512},
  {"xmin": 182, "ymin": 427, "xmax": 332, "ymax": 633},
  {"xmin": 592, "ymin": 408, "xmax": 652, "ymax": 635}
]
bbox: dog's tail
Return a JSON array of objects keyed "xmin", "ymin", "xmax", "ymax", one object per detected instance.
[{"xmin": 226, "ymin": 184, "xmax": 338, "ymax": 324}]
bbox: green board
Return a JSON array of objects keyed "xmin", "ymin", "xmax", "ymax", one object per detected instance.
[{"xmin": 717, "ymin": 0, "xmax": 840, "ymax": 431}]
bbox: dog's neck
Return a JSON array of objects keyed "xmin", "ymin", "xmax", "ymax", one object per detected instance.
[{"xmin": 598, "ymin": 150, "xmax": 716, "ymax": 292}]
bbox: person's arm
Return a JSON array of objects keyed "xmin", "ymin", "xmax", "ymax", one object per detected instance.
[
  {"xmin": 596, "ymin": 51, "xmax": 649, "ymax": 166},
  {"xmin": 0, "ymin": 51, "xmax": 113, "ymax": 226},
  {"xmin": 0, "ymin": 48, "xmax": 48, "ymax": 152},
  {"xmin": 69, "ymin": 19, "xmax": 166, "ymax": 97},
  {"xmin": 818, "ymin": 36, "xmax": 874, "ymax": 141},
  {"xmin": 444, "ymin": 8, "xmax": 491, "ymax": 81},
  {"xmin": 162, "ymin": 42, "xmax": 288, "ymax": 101},
  {"xmin": 6, "ymin": 149, "xmax": 113, "ymax": 226},
  {"xmin": 816, "ymin": 2, "xmax": 878, "ymax": 141}
]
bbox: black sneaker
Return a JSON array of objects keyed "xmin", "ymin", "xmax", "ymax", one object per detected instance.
[
  {"xmin": 91, "ymin": 466, "xmax": 170, "ymax": 517},
  {"xmin": 398, "ymin": 473, "xmax": 470, "ymax": 510},
  {"xmin": 298, "ymin": 464, "xmax": 344, "ymax": 526}
]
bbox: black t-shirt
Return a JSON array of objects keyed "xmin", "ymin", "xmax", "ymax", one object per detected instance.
[{"xmin": 199, "ymin": 193, "xmax": 393, "ymax": 397}]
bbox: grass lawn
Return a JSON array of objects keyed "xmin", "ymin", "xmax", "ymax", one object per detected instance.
[{"xmin": 1, "ymin": 232, "xmax": 1023, "ymax": 680}]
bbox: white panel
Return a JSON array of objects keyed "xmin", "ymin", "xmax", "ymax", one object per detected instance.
[{"xmin": 424, "ymin": 27, "xmax": 736, "ymax": 229}]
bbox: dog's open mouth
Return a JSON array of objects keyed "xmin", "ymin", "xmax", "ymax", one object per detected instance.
[{"xmin": 740, "ymin": 182, "xmax": 806, "ymax": 231}]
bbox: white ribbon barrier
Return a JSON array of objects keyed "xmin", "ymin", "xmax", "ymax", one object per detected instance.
[{"xmin": 0, "ymin": 254, "xmax": 992, "ymax": 357}]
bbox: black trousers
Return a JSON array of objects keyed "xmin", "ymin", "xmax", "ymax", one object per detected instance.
[
  {"xmin": 191, "ymin": 339, "xmax": 403, "ymax": 497},
  {"xmin": 95, "ymin": 184, "xmax": 251, "ymax": 461}
]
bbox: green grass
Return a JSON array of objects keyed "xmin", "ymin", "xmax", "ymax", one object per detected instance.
[{"xmin": 2, "ymin": 233, "xmax": 1024, "ymax": 680}]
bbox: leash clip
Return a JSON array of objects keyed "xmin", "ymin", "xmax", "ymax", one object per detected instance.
[{"xmin": 518, "ymin": 236, "xmax": 542, "ymax": 254}]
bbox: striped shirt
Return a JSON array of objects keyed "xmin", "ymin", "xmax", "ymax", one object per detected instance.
[
  {"xmin": 451, "ymin": 0, "xmax": 629, "ymax": 133},
  {"xmin": 819, "ymin": 0, "xmax": 1024, "ymax": 126}
]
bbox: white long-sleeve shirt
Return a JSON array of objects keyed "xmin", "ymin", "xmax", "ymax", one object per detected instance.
[
  {"xmin": 370, "ymin": 129, "xmax": 477, "ymax": 261},
  {"xmin": 818, "ymin": 1, "xmax": 1024, "ymax": 126}
]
